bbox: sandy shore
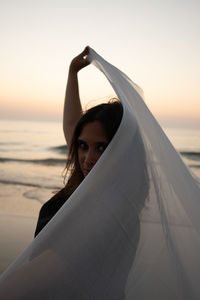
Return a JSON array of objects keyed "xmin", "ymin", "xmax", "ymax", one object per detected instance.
[
  {"xmin": 0, "ymin": 183, "xmax": 56, "ymax": 275},
  {"xmin": 0, "ymin": 214, "xmax": 36, "ymax": 274}
]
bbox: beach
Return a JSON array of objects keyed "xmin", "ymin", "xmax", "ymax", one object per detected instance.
[
  {"xmin": 0, "ymin": 119, "xmax": 199, "ymax": 274},
  {"xmin": 0, "ymin": 120, "xmax": 67, "ymax": 273}
]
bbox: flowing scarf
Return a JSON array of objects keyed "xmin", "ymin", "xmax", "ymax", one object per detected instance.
[{"xmin": 0, "ymin": 48, "xmax": 200, "ymax": 300}]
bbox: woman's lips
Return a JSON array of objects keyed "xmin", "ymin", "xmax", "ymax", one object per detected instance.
[{"xmin": 83, "ymin": 169, "xmax": 91, "ymax": 176}]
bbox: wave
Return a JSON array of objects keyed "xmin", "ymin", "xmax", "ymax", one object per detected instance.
[
  {"xmin": 180, "ymin": 151, "xmax": 200, "ymax": 162},
  {"xmin": 189, "ymin": 164, "xmax": 200, "ymax": 169},
  {"xmin": 0, "ymin": 151, "xmax": 199, "ymax": 168},
  {"xmin": 0, "ymin": 157, "xmax": 67, "ymax": 166},
  {"xmin": 48, "ymin": 145, "xmax": 68, "ymax": 155},
  {"xmin": 0, "ymin": 142, "xmax": 22, "ymax": 145},
  {"xmin": 0, "ymin": 179, "xmax": 60, "ymax": 189}
]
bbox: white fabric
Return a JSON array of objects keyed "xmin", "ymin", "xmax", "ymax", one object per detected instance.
[{"xmin": 0, "ymin": 48, "xmax": 200, "ymax": 300}]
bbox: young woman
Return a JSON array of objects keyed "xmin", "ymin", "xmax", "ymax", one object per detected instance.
[{"xmin": 34, "ymin": 48, "xmax": 123, "ymax": 237}]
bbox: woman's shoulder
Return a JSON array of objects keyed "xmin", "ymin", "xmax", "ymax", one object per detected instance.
[
  {"xmin": 34, "ymin": 188, "xmax": 70, "ymax": 237},
  {"xmin": 40, "ymin": 188, "xmax": 69, "ymax": 214}
]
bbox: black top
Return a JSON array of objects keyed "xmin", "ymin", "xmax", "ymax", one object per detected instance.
[{"xmin": 34, "ymin": 188, "xmax": 70, "ymax": 237}]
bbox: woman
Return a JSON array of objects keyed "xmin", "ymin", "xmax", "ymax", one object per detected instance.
[{"xmin": 34, "ymin": 48, "xmax": 123, "ymax": 237}]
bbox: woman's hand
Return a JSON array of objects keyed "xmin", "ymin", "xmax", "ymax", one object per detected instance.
[{"xmin": 69, "ymin": 47, "xmax": 90, "ymax": 74}]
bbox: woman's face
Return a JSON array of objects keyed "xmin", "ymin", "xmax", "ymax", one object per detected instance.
[{"xmin": 77, "ymin": 121, "xmax": 109, "ymax": 177}]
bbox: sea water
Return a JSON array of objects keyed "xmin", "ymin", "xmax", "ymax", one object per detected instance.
[
  {"xmin": 0, "ymin": 119, "xmax": 199, "ymax": 218},
  {"xmin": 0, "ymin": 120, "xmax": 67, "ymax": 218}
]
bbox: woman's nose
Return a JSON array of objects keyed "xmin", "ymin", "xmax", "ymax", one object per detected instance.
[{"xmin": 84, "ymin": 149, "xmax": 97, "ymax": 166}]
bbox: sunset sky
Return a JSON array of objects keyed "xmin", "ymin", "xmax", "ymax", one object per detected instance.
[{"xmin": 1, "ymin": 0, "xmax": 200, "ymax": 128}]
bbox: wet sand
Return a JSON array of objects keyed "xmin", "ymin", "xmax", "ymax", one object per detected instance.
[
  {"xmin": 0, "ymin": 183, "xmax": 56, "ymax": 275},
  {"xmin": 0, "ymin": 214, "xmax": 36, "ymax": 274}
]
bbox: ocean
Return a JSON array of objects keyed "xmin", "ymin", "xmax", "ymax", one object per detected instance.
[
  {"xmin": 0, "ymin": 119, "xmax": 200, "ymax": 219},
  {"xmin": 0, "ymin": 119, "xmax": 199, "ymax": 273},
  {"xmin": 0, "ymin": 120, "xmax": 67, "ymax": 218}
]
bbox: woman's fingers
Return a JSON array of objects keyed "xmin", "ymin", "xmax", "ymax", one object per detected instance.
[
  {"xmin": 70, "ymin": 47, "xmax": 90, "ymax": 73},
  {"xmin": 76, "ymin": 47, "xmax": 90, "ymax": 65},
  {"xmin": 80, "ymin": 46, "xmax": 89, "ymax": 57}
]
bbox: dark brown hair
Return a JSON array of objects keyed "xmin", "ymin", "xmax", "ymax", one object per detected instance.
[{"xmin": 64, "ymin": 100, "xmax": 123, "ymax": 195}]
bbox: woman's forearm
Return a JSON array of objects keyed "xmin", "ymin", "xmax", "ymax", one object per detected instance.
[
  {"xmin": 63, "ymin": 68, "xmax": 82, "ymax": 147},
  {"xmin": 63, "ymin": 47, "xmax": 90, "ymax": 147}
]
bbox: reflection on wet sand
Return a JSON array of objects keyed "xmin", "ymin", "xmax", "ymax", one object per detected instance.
[{"xmin": 0, "ymin": 214, "xmax": 36, "ymax": 274}]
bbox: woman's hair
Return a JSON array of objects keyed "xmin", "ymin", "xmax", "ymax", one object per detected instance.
[{"xmin": 65, "ymin": 100, "xmax": 123, "ymax": 194}]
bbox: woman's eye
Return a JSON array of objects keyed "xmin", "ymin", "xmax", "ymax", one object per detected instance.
[
  {"xmin": 78, "ymin": 140, "xmax": 87, "ymax": 150},
  {"xmin": 97, "ymin": 144, "xmax": 107, "ymax": 152}
]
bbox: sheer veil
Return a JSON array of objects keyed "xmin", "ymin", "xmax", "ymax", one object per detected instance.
[{"xmin": 0, "ymin": 48, "xmax": 200, "ymax": 300}]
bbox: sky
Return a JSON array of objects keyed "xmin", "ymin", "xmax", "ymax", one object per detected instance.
[{"xmin": 0, "ymin": 0, "xmax": 200, "ymax": 128}]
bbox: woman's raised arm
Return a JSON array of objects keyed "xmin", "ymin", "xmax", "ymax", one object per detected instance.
[{"xmin": 63, "ymin": 47, "xmax": 90, "ymax": 147}]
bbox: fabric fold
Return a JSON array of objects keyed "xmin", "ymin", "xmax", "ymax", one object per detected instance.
[{"xmin": 0, "ymin": 48, "xmax": 200, "ymax": 300}]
